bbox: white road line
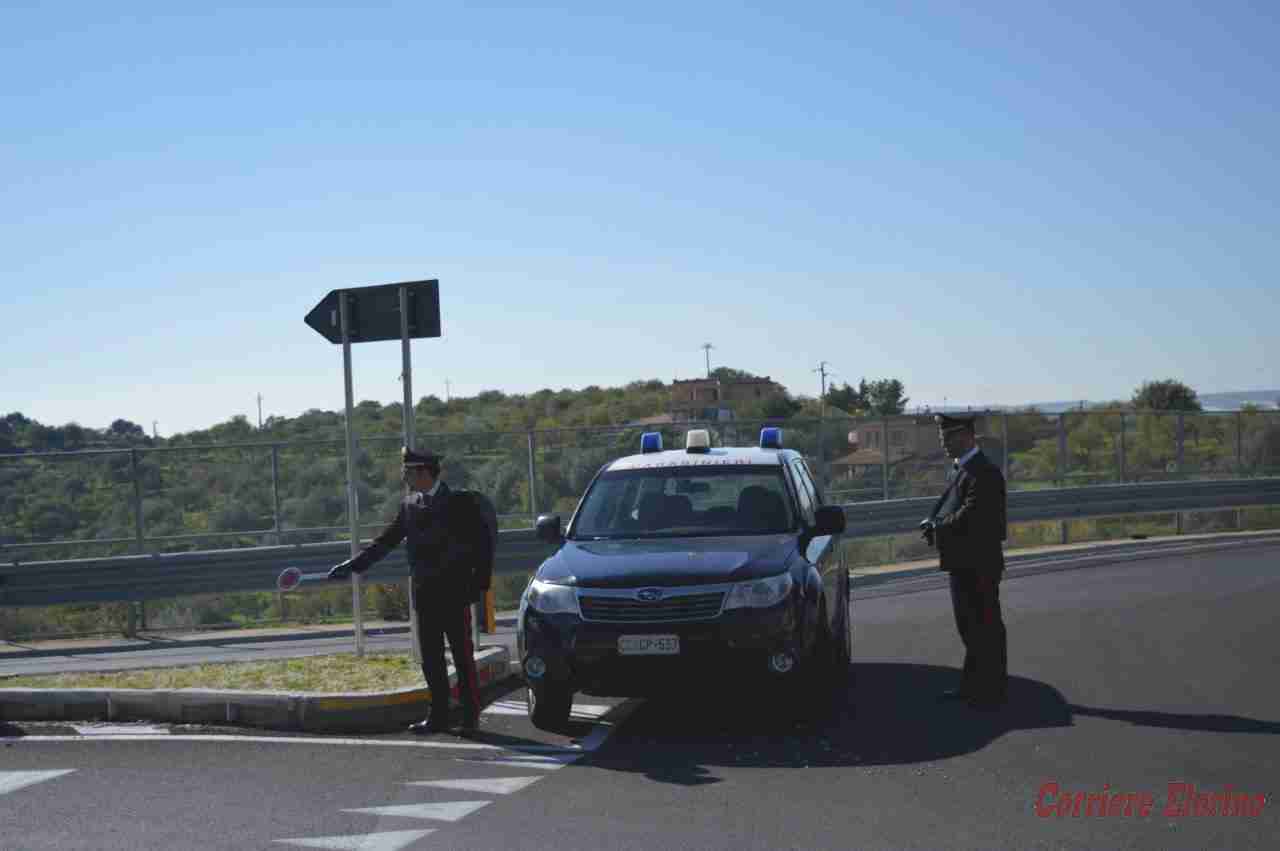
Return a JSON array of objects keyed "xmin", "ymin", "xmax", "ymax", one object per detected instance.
[
  {"xmin": 0, "ymin": 770, "xmax": 77, "ymax": 796},
  {"xmin": 274, "ymin": 829, "xmax": 436, "ymax": 850},
  {"xmin": 481, "ymin": 699, "xmax": 612, "ymax": 720},
  {"xmin": 71, "ymin": 724, "xmax": 168, "ymax": 736},
  {"xmin": 406, "ymin": 776, "xmax": 541, "ymax": 795},
  {"xmin": 10, "ymin": 734, "xmax": 507, "ymax": 751},
  {"xmin": 344, "ymin": 801, "xmax": 491, "ymax": 822},
  {"xmin": 457, "ymin": 754, "xmax": 582, "ymax": 771}
]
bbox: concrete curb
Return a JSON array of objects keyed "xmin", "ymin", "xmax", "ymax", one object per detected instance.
[{"xmin": 0, "ymin": 646, "xmax": 513, "ymax": 734}]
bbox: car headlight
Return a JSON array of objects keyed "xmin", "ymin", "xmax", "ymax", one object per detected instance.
[
  {"xmin": 526, "ymin": 578, "xmax": 581, "ymax": 615},
  {"xmin": 724, "ymin": 571, "xmax": 794, "ymax": 610}
]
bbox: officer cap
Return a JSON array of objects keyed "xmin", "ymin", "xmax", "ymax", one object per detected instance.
[
  {"xmin": 934, "ymin": 413, "xmax": 976, "ymax": 434},
  {"xmin": 401, "ymin": 447, "xmax": 442, "ymax": 469}
]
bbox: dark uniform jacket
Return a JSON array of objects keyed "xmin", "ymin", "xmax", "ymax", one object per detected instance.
[
  {"xmin": 929, "ymin": 449, "xmax": 1008, "ymax": 577},
  {"xmin": 347, "ymin": 481, "xmax": 486, "ymax": 598}
]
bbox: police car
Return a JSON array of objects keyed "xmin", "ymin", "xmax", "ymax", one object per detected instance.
[{"xmin": 516, "ymin": 427, "xmax": 850, "ymax": 730}]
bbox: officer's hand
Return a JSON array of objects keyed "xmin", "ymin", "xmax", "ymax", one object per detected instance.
[
  {"xmin": 918, "ymin": 519, "xmax": 936, "ymax": 548},
  {"xmin": 328, "ymin": 560, "xmax": 353, "ymax": 581}
]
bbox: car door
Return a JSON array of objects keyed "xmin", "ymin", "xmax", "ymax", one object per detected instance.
[{"xmin": 791, "ymin": 460, "xmax": 843, "ymax": 650}]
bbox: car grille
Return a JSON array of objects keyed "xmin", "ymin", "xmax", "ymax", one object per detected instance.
[{"xmin": 579, "ymin": 592, "xmax": 725, "ymax": 623}]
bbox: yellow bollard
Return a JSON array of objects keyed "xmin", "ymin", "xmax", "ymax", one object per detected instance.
[{"xmin": 484, "ymin": 588, "xmax": 497, "ymax": 633}]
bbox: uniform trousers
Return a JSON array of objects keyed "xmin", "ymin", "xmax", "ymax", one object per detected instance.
[
  {"xmin": 414, "ymin": 583, "xmax": 481, "ymax": 722},
  {"xmin": 948, "ymin": 569, "xmax": 1008, "ymax": 700}
]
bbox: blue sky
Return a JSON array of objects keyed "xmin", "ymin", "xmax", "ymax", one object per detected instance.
[{"xmin": 3, "ymin": 1, "xmax": 1276, "ymax": 435}]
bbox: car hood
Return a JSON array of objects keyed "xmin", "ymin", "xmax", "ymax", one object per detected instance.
[{"xmin": 536, "ymin": 535, "xmax": 797, "ymax": 588}]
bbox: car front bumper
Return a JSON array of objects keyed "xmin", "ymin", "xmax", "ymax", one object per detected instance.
[{"xmin": 519, "ymin": 602, "xmax": 800, "ymax": 696}]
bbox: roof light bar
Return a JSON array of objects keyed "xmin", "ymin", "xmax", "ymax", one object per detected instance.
[
  {"xmin": 686, "ymin": 429, "xmax": 712, "ymax": 454},
  {"xmin": 640, "ymin": 432, "xmax": 663, "ymax": 454},
  {"xmin": 760, "ymin": 427, "xmax": 783, "ymax": 449}
]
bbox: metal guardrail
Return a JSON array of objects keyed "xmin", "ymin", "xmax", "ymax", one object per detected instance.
[{"xmin": 2, "ymin": 478, "xmax": 1277, "ymax": 608}]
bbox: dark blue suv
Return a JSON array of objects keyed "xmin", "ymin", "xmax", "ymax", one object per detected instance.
[{"xmin": 517, "ymin": 427, "xmax": 849, "ymax": 730}]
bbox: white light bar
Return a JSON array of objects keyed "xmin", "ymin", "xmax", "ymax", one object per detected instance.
[{"xmin": 686, "ymin": 429, "xmax": 712, "ymax": 453}]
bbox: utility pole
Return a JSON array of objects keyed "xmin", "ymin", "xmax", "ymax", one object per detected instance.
[
  {"xmin": 152, "ymin": 420, "xmax": 158, "ymax": 439},
  {"xmin": 256, "ymin": 394, "xmax": 264, "ymax": 429},
  {"xmin": 814, "ymin": 361, "xmax": 832, "ymax": 418},
  {"xmin": 445, "ymin": 379, "xmax": 452, "ymax": 403},
  {"xmin": 701, "ymin": 343, "xmax": 714, "ymax": 378}
]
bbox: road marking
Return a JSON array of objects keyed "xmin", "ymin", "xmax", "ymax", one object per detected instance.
[
  {"xmin": 0, "ymin": 770, "xmax": 76, "ymax": 796},
  {"xmin": 481, "ymin": 699, "xmax": 612, "ymax": 720},
  {"xmin": 9, "ymin": 734, "xmax": 514, "ymax": 751},
  {"xmin": 406, "ymin": 776, "xmax": 541, "ymax": 795},
  {"xmin": 457, "ymin": 754, "xmax": 581, "ymax": 771},
  {"xmin": 274, "ymin": 829, "xmax": 435, "ymax": 850},
  {"xmin": 344, "ymin": 801, "xmax": 491, "ymax": 822},
  {"xmin": 71, "ymin": 724, "xmax": 167, "ymax": 736}
]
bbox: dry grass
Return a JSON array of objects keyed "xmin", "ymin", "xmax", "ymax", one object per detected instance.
[{"xmin": 1, "ymin": 653, "xmax": 424, "ymax": 693}]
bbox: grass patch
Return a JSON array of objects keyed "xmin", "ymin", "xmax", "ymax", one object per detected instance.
[{"xmin": 0, "ymin": 652, "xmax": 424, "ymax": 693}]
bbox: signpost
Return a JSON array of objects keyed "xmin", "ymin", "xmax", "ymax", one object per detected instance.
[{"xmin": 305, "ymin": 279, "xmax": 441, "ymax": 657}]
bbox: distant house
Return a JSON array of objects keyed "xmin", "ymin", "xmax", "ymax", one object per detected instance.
[
  {"xmin": 830, "ymin": 415, "xmax": 1003, "ymax": 479},
  {"xmin": 669, "ymin": 376, "xmax": 785, "ymax": 422}
]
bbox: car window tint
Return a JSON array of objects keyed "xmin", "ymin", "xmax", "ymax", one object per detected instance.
[
  {"xmin": 572, "ymin": 465, "xmax": 795, "ymax": 538},
  {"xmin": 790, "ymin": 462, "xmax": 816, "ymax": 525}
]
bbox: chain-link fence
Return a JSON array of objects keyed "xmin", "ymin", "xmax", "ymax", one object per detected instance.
[{"xmin": 4, "ymin": 410, "xmax": 1280, "ymax": 562}]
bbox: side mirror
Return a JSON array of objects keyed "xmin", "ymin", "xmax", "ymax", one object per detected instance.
[
  {"xmin": 535, "ymin": 514, "xmax": 563, "ymax": 544},
  {"xmin": 814, "ymin": 505, "xmax": 846, "ymax": 536}
]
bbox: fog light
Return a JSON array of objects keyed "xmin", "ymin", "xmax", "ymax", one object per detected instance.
[
  {"xmin": 768, "ymin": 652, "xmax": 795, "ymax": 674},
  {"xmin": 525, "ymin": 656, "xmax": 547, "ymax": 679}
]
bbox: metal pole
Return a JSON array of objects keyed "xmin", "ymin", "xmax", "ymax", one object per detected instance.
[
  {"xmin": 1175, "ymin": 412, "xmax": 1185, "ymax": 478},
  {"xmin": 131, "ymin": 449, "xmax": 145, "ymax": 554},
  {"xmin": 270, "ymin": 445, "xmax": 282, "ymax": 542},
  {"xmin": 527, "ymin": 431, "xmax": 538, "ymax": 525},
  {"xmin": 881, "ymin": 417, "xmax": 890, "ymax": 500},
  {"xmin": 1001, "ymin": 411, "xmax": 1009, "ymax": 480},
  {"xmin": 1118, "ymin": 413, "xmax": 1126, "ymax": 483},
  {"xmin": 340, "ymin": 291, "xmax": 366, "ymax": 658},
  {"xmin": 1236, "ymin": 411, "xmax": 1243, "ymax": 475},
  {"xmin": 400, "ymin": 286, "xmax": 422, "ymax": 665},
  {"xmin": 1057, "ymin": 414, "xmax": 1067, "ymax": 487}
]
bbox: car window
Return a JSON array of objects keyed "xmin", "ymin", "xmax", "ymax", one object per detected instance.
[
  {"xmin": 789, "ymin": 462, "xmax": 816, "ymax": 525},
  {"xmin": 571, "ymin": 465, "xmax": 795, "ymax": 538}
]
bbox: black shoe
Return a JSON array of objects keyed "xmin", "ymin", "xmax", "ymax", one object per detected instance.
[
  {"xmin": 458, "ymin": 714, "xmax": 479, "ymax": 736},
  {"xmin": 937, "ymin": 689, "xmax": 973, "ymax": 702},
  {"xmin": 409, "ymin": 717, "xmax": 451, "ymax": 734}
]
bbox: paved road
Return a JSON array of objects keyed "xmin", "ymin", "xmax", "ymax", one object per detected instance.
[
  {"xmin": 0, "ymin": 628, "xmax": 519, "ymax": 678},
  {"xmin": 4, "ymin": 545, "xmax": 1278, "ymax": 849}
]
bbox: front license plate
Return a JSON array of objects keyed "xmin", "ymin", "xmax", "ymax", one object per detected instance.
[{"xmin": 617, "ymin": 634, "xmax": 680, "ymax": 656}]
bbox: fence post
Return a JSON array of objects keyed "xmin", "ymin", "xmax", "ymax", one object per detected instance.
[
  {"xmin": 1056, "ymin": 414, "xmax": 1067, "ymax": 487},
  {"xmin": 527, "ymin": 431, "xmax": 538, "ymax": 526},
  {"xmin": 1236, "ymin": 412, "xmax": 1244, "ymax": 475},
  {"xmin": 881, "ymin": 417, "xmax": 890, "ymax": 500},
  {"xmin": 1175, "ymin": 412, "xmax": 1185, "ymax": 478},
  {"xmin": 270, "ymin": 445, "xmax": 282, "ymax": 543},
  {"xmin": 1118, "ymin": 413, "xmax": 1126, "ymax": 483},
  {"xmin": 1001, "ymin": 411, "xmax": 1009, "ymax": 480},
  {"xmin": 130, "ymin": 449, "xmax": 145, "ymax": 554}
]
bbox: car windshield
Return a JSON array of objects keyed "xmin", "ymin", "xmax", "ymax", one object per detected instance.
[{"xmin": 570, "ymin": 464, "xmax": 795, "ymax": 539}]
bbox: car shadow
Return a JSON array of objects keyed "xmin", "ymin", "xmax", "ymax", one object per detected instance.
[{"xmin": 581, "ymin": 662, "xmax": 1280, "ymax": 786}]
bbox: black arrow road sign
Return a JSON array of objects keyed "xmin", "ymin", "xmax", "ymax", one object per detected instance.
[{"xmin": 304, "ymin": 279, "xmax": 441, "ymax": 344}]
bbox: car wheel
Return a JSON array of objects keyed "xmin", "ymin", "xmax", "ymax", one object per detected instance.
[{"xmin": 527, "ymin": 681, "xmax": 573, "ymax": 731}]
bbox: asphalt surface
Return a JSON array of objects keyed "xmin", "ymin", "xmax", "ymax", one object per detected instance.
[{"xmin": 4, "ymin": 544, "xmax": 1278, "ymax": 849}]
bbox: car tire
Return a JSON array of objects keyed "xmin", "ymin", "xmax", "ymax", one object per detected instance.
[{"xmin": 527, "ymin": 681, "xmax": 573, "ymax": 731}]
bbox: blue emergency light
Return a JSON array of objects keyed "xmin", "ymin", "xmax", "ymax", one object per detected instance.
[
  {"xmin": 641, "ymin": 432, "xmax": 663, "ymax": 454},
  {"xmin": 760, "ymin": 427, "xmax": 783, "ymax": 449}
]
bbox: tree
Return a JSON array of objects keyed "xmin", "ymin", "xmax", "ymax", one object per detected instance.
[
  {"xmin": 709, "ymin": 367, "xmax": 763, "ymax": 382},
  {"xmin": 1132, "ymin": 380, "xmax": 1202, "ymax": 412},
  {"xmin": 109, "ymin": 419, "xmax": 146, "ymax": 439},
  {"xmin": 825, "ymin": 381, "xmax": 865, "ymax": 415},
  {"xmin": 864, "ymin": 379, "xmax": 910, "ymax": 416}
]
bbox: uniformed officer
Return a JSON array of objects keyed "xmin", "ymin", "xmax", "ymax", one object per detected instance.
[
  {"xmin": 920, "ymin": 414, "xmax": 1009, "ymax": 709},
  {"xmin": 328, "ymin": 447, "xmax": 487, "ymax": 734}
]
